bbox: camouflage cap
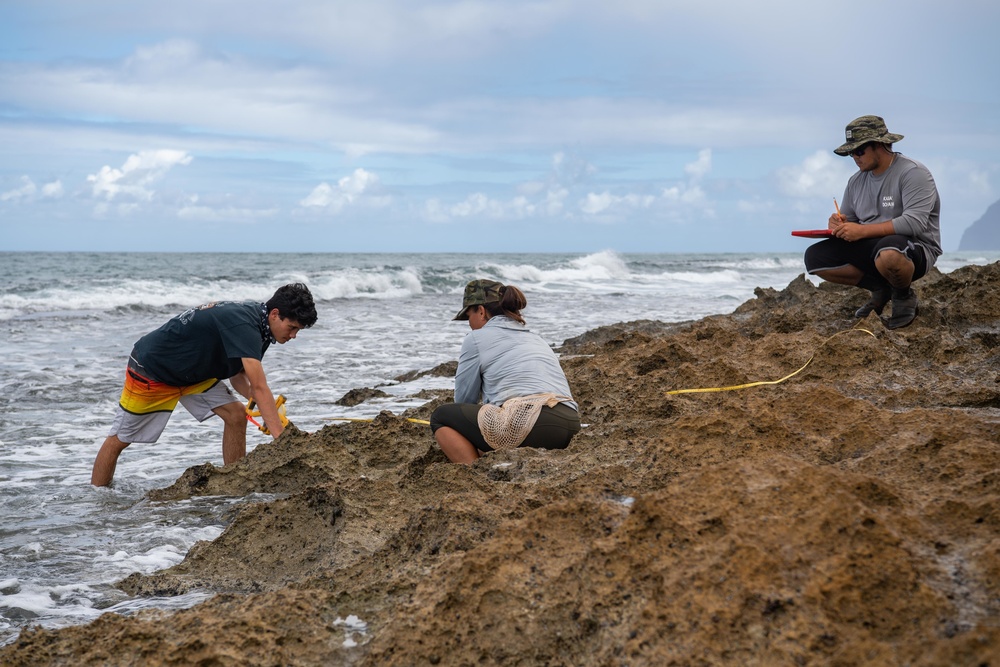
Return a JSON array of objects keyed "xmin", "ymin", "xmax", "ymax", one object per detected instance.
[
  {"xmin": 834, "ymin": 115, "xmax": 904, "ymax": 156},
  {"xmin": 453, "ymin": 279, "xmax": 504, "ymax": 320}
]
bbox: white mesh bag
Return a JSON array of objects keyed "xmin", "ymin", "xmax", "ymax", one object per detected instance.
[{"xmin": 477, "ymin": 393, "xmax": 570, "ymax": 451}]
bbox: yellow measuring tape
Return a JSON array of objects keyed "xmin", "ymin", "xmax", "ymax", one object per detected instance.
[
  {"xmin": 324, "ymin": 417, "xmax": 431, "ymax": 425},
  {"xmin": 245, "ymin": 394, "xmax": 289, "ymax": 434},
  {"xmin": 665, "ymin": 326, "xmax": 877, "ymax": 395}
]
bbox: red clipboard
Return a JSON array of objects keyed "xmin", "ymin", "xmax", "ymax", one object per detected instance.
[{"xmin": 791, "ymin": 229, "xmax": 833, "ymax": 238}]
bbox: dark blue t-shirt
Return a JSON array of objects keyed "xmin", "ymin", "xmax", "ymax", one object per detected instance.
[{"xmin": 131, "ymin": 301, "xmax": 270, "ymax": 386}]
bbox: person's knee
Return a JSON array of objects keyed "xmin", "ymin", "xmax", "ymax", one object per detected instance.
[
  {"xmin": 430, "ymin": 404, "xmax": 461, "ymax": 432},
  {"xmin": 430, "ymin": 405, "xmax": 446, "ymax": 431},
  {"xmin": 214, "ymin": 402, "xmax": 248, "ymax": 428},
  {"xmin": 812, "ymin": 265, "xmax": 862, "ymax": 286},
  {"xmin": 104, "ymin": 435, "xmax": 131, "ymax": 454},
  {"xmin": 803, "ymin": 246, "xmax": 822, "ymax": 271},
  {"xmin": 432, "ymin": 425, "xmax": 454, "ymax": 445},
  {"xmin": 875, "ymin": 248, "xmax": 905, "ymax": 267},
  {"xmin": 875, "ymin": 249, "xmax": 914, "ymax": 280},
  {"xmin": 435, "ymin": 426, "xmax": 480, "ymax": 464}
]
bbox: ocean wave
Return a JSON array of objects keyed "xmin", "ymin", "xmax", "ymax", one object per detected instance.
[
  {"xmin": 712, "ymin": 256, "xmax": 806, "ymax": 271},
  {"xmin": 659, "ymin": 269, "xmax": 743, "ymax": 284},
  {"xmin": 0, "ymin": 281, "xmax": 253, "ymax": 320},
  {"xmin": 6, "ymin": 250, "xmax": 987, "ymax": 321},
  {"xmin": 0, "ymin": 252, "xmax": 761, "ymax": 319},
  {"xmin": 309, "ymin": 268, "xmax": 425, "ymax": 301},
  {"xmin": 0, "ymin": 270, "xmax": 427, "ymax": 319},
  {"xmin": 480, "ymin": 250, "xmax": 633, "ymax": 290}
]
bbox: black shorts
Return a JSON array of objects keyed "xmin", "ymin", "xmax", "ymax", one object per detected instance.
[
  {"xmin": 430, "ymin": 401, "xmax": 581, "ymax": 452},
  {"xmin": 804, "ymin": 235, "xmax": 928, "ymax": 281}
]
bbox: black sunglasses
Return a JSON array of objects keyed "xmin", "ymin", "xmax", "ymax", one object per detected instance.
[{"xmin": 850, "ymin": 143, "xmax": 872, "ymax": 157}]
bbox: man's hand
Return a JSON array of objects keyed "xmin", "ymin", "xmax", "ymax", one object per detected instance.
[
  {"xmin": 245, "ymin": 395, "xmax": 288, "ymax": 435},
  {"xmin": 828, "ymin": 211, "xmax": 848, "ymax": 234},
  {"xmin": 834, "ymin": 221, "xmax": 864, "ymax": 242},
  {"xmin": 241, "ymin": 358, "xmax": 283, "ymax": 439},
  {"xmin": 834, "ymin": 219, "xmax": 896, "ymax": 243}
]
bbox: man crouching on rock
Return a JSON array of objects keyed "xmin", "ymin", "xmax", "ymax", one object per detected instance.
[
  {"xmin": 804, "ymin": 115, "xmax": 941, "ymax": 329},
  {"xmin": 91, "ymin": 283, "xmax": 318, "ymax": 487}
]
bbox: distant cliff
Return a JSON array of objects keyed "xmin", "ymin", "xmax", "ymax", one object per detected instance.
[{"xmin": 959, "ymin": 198, "xmax": 1000, "ymax": 250}]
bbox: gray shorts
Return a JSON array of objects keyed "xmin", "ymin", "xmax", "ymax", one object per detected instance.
[{"xmin": 108, "ymin": 381, "xmax": 239, "ymax": 444}]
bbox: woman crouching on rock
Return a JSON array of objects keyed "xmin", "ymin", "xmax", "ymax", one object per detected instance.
[{"xmin": 430, "ymin": 279, "xmax": 581, "ymax": 464}]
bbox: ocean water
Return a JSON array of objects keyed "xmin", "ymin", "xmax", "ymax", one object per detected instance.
[{"xmin": 1, "ymin": 249, "xmax": 997, "ymax": 646}]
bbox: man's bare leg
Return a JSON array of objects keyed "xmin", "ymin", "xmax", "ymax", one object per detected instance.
[
  {"xmin": 214, "ymin": 401, "xmax": 248, "ymax": 465},
  {"xmin": 875, "ymin": 248, "xmax": 915, "ymax": 289},
  {"xmin": 91, "ymin": 435, "xmax": 131, "ymax": 487},
  {"xmin": 434, "ymin": 426, "xmax": 481, "ymax": 464},
  {"xmin": 876, "ymin": 248, "xmax": 919, "ymax": 328},
  {"xmin": 812, "ymin": 265, "xmax": 864, "ymax": 286},
  {"xmin": 814, "ymin": 264, "xmax": 894, "ymax": 317}
]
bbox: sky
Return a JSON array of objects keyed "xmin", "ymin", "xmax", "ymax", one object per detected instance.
[{"xmin": 1, "ymin": 0, "xmax": 998, "ymax": 254}]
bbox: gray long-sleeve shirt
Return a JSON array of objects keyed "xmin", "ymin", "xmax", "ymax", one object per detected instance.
[
  {"xmin": 454, "ymin": 315, "xmax": 577, "ymax": 410},
  {"xmin": 840, "ymin": 153, "xmax": 942, "ymax": 268}
]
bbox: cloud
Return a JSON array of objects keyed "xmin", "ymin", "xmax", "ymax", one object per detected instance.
[
  {"xmin": 177, "ymin": 204, "xmax": 279, "ymax": 222},
  {"xmin": 92, "ymin": 201, "xmax": 141, "ymax": 218},
  {"xmin": 579, "ymin": 192, "xmax": 655, "ymax": 215},
  {"xmin": 1, "ymin": 176, "xmax": 64, "ymax": 202},
  {"xmin": 551, "ymin": 151, "xmax": 598, "ymax": 185},
  {"xmin": 657, "ymin": 148, "xmax": 714, "ymax": 210},
  {"xmin": 423, "ymin": 192, "xmax": 537, "ymax": 223},
  {"xmin": 774, "ymin": 150, "xmax": 852, "ymax": 199},
  {"xmin": 684, "ymin": 148, "xmax": 712, "ymax": 179},
  {"xmin": 1, "ymin": 176, "xmax": 37, "ymax": 202},
  {"xmin": 41, "ymin": 180, "xmax": 64, "ymax": 198},
  {"xmin": 648, "ymin": 147, "xmax": 712, "ymax": 209},
  {"xmin": 429, "ymin": 148, "xmax": 713, "ymax": 222},
  {"xmin": 736, "ymin": 197, "xmax": 775, "ymax": 215},
  {"xmin": 299, "ymin": 168, "xmax": 387, "ymax": 213},
  {"xmin": 931, "ymin": 157, "xmax": 997, "ymax": 201},
  {"xmin": 451, "ymin": 193, "xmax": 504, "ymax": 218},
  {"xmin": 4, "ymin": 2, "xmax": 998, "ymax": 251},
  {"xmin": 661, "ymin": 183, "xmax": 706, "ymax": 205},
  {"xmin": 573, "ymin": 148, "xmax": 718, "ymax": 219},
  {"xmin": 115, "ymin": 2, "xmax": 571, "ymax": 61},
  {"xmin": 543, "ymin": 187, "xmax": 569, "ymax": 215},
  {"xmin": 739, "ymin": 151, "xmax": 858, "ymax": 221},
  {"xmin": 0, "ymin": 39, "xmax": 441, "ymax": 158},
  {"xmin": 86, "ymin": 150, "xmax": 192, "ymax": 201},
  {"xmin": 517, "ymin": 152, "xmax": 592, "ymax": 215}
]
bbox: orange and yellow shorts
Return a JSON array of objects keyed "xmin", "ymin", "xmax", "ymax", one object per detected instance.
[
  {"xmin": 109, "ymin": 366, "xmax": 238, "ymax": 443},
  {"xmin": 119, "ymin": 367, "xmax": 220, "ymax": 415}
]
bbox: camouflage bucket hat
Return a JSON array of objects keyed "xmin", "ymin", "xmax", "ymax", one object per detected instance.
[
  {"xmin": 834, "ymin": 115, "xmax": 904, "ymax": 156},
  {"xmin": 453, "ymin": 279, "xmax": 504, "ymax": 320}
]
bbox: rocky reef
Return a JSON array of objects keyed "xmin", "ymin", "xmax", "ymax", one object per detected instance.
[{"xmin": 3, "ymin": 263, "xmax": 999, "ymax": 666}]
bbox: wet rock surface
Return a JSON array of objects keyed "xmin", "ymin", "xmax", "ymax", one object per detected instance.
[{"xmin": 4, "ymin": 264, "xmax": 1000, "ymax": 666}]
